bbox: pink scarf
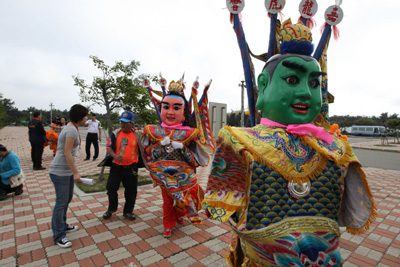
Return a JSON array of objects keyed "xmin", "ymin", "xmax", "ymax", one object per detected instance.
[
  {"xmin": 161, "ymin": 122, "xmax": 191, "ymax": 130},
  {"xmin": 260, "ymin": 118, "xmax": 333, "ymax": 144}
]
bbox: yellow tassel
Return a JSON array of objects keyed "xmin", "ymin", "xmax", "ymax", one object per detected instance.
[
  {"xmin": 204, "ymin": 200, "xmax": 244, "ymax": 212},
  {"xmin": 302, "ymin": 135, "xmax": 352, "ymax": 167}
]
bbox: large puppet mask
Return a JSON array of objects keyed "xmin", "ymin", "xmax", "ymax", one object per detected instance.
[
  {"xmin": 256, "ymin": 55, "xmax": 323, "ymax": 125},
  {"xmin": 160, "ymin": 95, "xmax": 185, "ymax": 126},
  {"xmin": 255, "ymin": 18, "xmax": 326, "ymax": 126}
]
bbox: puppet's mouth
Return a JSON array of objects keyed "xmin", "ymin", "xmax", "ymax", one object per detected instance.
[{"xmin": 291, "ymin": 103, "xmax": 309, "ymax": 114}]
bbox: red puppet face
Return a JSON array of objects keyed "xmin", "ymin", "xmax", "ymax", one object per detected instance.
[{"xmin": 160, "ymin": 95, "xmax": 185, "ymax": 126}]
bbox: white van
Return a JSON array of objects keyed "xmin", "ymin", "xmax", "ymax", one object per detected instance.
[{"xmin": 350, "ymin": 126, "xmax": 385, "ymax": 136}]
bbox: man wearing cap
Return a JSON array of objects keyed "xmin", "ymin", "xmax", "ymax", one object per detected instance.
[
  {"xmin": 103, "ymin": 111, "xmax": 143, "ymax": 221},
  {"xmin": 84, "ymin": 113, "xmax": 102, "ymax": 161}
]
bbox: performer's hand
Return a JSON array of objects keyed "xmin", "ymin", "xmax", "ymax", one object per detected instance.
[
  {"xmin": 171, "ymin": 141, "xmax": 183, "ymax": 150},
  {"xmin": 160, "ymin": 136, "xmax": 171, "ymax": 146}
]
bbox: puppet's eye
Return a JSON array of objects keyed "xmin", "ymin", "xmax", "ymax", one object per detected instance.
[
  {"xmin": 285, "ymin": 75, "xmax": 299, "ymax": 85},
  {"xmin": 309, "ymin": 79, "xmax": 320, "ymax": 88}
]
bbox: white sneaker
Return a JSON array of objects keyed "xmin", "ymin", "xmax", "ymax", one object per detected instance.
[
  {"xmin": 56, "ymin": 237, "xmax": 72, "ymax": 248},
  {"xmin": 65, "ymin": 225, "xmax": 78, "ymax": 233}
]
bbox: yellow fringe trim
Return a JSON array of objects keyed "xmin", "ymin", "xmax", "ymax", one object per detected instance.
[
  {"xmin": 302, "ymin": 136, "xmax": 352, "ymax": 167},
  {"xmin": 204, "ymin": 200, "xmax": 244, "ymax": 212},
  {"xmin": 346, "ymin": 164, "xmax": 378, "ymax": 235},
  {"xmin": 225, "ymin": 126, "xmax": 330, "ymax": 184},
  {"xmin": 144, "ymin": 125, "xmax": 199, "ymax": 143}
]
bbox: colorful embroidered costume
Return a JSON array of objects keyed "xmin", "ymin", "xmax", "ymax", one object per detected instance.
[
  {"xmin": 142, "ymin": 77, "xmax": 214, "ymax": 237},
  {"xmin": 142, "ymin": 125, "xmax": 209, "ymax": 227},
  {"xmin": 204, "ymin": 1, "xmax": 376, "ymax": 266},
  {"xmin": 204, "ymin": 125, "xmax": 376, "ymax": 266}
]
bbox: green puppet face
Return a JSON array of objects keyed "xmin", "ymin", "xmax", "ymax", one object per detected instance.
[{"xmin": 256, "ymin": 56, "xmax": 323, "ymax": 125}]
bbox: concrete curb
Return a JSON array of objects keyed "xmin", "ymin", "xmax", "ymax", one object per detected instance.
[{"xmin": 352, "ymin": 146, "xmax": 400, "ymax": 153}]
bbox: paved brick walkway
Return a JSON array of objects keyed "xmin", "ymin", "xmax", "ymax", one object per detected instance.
[{"xmin": 0, "ymin": 126, "xmax": 400, "ymax": 267}]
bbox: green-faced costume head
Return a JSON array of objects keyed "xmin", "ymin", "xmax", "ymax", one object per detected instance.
[{"xmin": 256, "ymin": 19, "xmax": 325, "ymax": 125}]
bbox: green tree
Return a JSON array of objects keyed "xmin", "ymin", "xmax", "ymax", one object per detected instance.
[
  {"xmin": 380, "ymin": 112, "xmax": 388, "ymax": 125},
  {"xmin": 73, "ymin": 55, "xmax": 158, "ymax": 135},
  {"xmin": 227, "ymin": 110, "xmax": 253, "ymax": 127},
  {"xmin": 227, "ymin": 110, "xmax": 240, "ymax": 126},
  {"xmin": 386, "ymin": 118, "xmax": 400, "ymax": 143},
  {"xmin": 353, "ymin": 117, "xmax": 376, "ymax": 126},
  {"xmin": 0, "ymin": 95, "xmax": 22, "ymax": 125}
]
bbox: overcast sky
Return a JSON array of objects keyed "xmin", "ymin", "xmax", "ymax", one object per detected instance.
[{"xmin": 1, "ymin": 0, "xmax": 399, "ymax": 118}]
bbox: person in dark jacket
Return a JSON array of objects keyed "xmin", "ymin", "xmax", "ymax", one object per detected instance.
[{"xmin": 28, "ymin": 111, "xmax": 47, "ymax": 170}]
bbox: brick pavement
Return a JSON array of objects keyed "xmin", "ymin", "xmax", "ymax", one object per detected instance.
[{"xmin": 1, "ymin": 126, "xmax": 400, "ymax": 267}]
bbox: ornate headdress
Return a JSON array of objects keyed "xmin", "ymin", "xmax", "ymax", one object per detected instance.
[
  {"xmin": 168, "ymin": 80, "xmax": 185, "ymax": 96},
  {"xmin": 227, "ymin": 0, "xmax": 344, "ymax": 129},
  {"xmin": 279, "ymin": 19, "xmax": 313, "ymax": 56}
]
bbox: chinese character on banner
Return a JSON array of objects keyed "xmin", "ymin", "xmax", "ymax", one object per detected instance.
[
  {"xmin": 299, "ymin": 0, "xmax": 318, "ymax": 18},
  {"xmin": 265, "ymin": 0, "xmax": 285, "ymax": 14},
  {"xmin": 226, "ymin": 0, "xmax": 244, "ymax": 14},
  {"xmin": 327, "ymin": 9, "xmax": 338, "ymax": 22},
  {"xmin": 324, "ymin": 5, "xmax": 343, "ymax": 26}
]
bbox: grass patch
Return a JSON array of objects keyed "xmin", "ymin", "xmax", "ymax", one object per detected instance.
[{"xmin": 76, "ymin": 172, "xmax": 153, "ymax": 193}]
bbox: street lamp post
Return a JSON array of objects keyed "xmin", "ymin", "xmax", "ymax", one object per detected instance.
[{"xmin": 29, "ymin": 111, "xmax": 32, "ymax": 121}]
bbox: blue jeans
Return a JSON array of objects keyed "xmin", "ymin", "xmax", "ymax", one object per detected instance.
[{"xmin": 50, "ymin": 173, "xmax": 74, "ymax": 243}]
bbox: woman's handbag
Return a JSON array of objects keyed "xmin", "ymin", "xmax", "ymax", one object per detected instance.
[{"xmin": 8, "ymin": 169, "xmax": 26, "ymax": 188}]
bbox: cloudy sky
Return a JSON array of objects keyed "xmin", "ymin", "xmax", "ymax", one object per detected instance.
[{"xmin": 1, "ymin": 0, "xmax": 399, "ymax": 117}]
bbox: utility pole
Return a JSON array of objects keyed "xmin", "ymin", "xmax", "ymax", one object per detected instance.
[
  {"xmin": 239, "ymin": 80, "xmax": 245, "ymax": 127},
  {"xmin": 49, "ymin": 102, "xmax": 54, "ymax": 125}
]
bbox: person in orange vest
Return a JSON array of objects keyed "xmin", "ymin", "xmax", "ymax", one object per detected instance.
[{"xmin": 103, "ymin": 111, "xmax": 144, "ymax": 221}]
